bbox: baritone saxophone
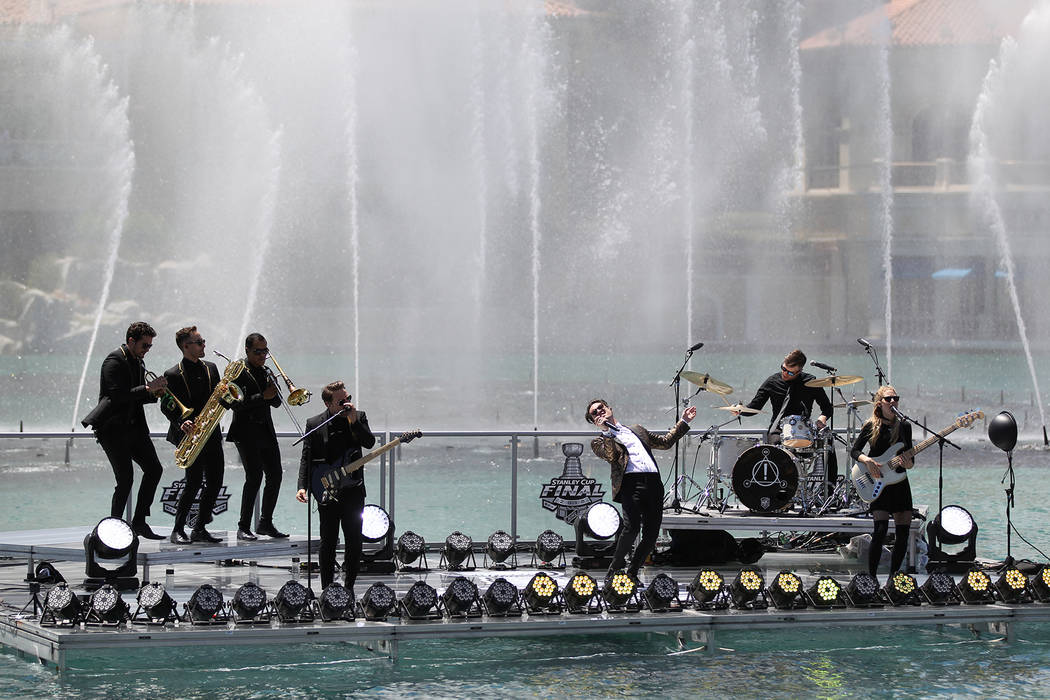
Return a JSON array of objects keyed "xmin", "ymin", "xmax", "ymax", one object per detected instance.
[{"xmin": 174, "ymin": 357, "xmax": 246, "ymax": 469}]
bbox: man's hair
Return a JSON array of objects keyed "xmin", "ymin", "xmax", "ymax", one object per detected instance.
[
  {"xmin": 126, "ymin": 321, "xmax": 156, "ymax": 343},
  {"xmin": 245, "ymin": 332, "xmax": 266, "ymax": 350},
  {"xmin": 175, "ymin": 326, "xmax": 198, "ymax": 349},
  {"xmin": 784, "ymin": 349, "xmax": 807, "ymax": 367},
  {"xmin": 322, "ymin": 380, "xmax": 346, "ymax": 405},
  {"xmin": 585, "ymin": 398, "xmax": 609, "ymax": 424}
]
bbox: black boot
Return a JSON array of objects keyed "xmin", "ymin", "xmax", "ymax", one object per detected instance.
[
  {"xmin": 132, "ymin": 521, "xmax": 165, "ymax": 541},
  {"xmin": 170, "ymin": 527, "xmax": 191, "ymax": 545},
  {"xmin": 256, "ymin": 521, "xmax": 289, "ymax": 538},
  {"xmin": 191, "ymin": 527, "xmax": 222, "ymax": 544},
  {"xmin": 237, "ymin": 528, "xmax": 258, "ymax": 541}
]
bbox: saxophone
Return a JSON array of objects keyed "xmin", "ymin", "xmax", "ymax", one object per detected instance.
[{"xmin": 174, "ymin": 358, "xmax": 246, "ymax": 469}]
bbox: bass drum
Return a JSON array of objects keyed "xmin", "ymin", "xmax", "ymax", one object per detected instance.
[{"xmin": 732, "ymin": 444, "xmax": 799, "ymax": 513}]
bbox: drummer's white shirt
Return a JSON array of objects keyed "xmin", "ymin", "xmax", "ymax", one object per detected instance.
[{"xmin": 604, "ymin": 423, "xmax": 659, "ymax": 474}]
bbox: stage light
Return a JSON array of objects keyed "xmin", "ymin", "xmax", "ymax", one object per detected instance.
[
  {"xmin": 401, "ymin": 580, "xmax": 438, "ymax": 618},
  {"xmin": 806, "ymin": 576, "xmax": 845, "ymax": 608},
  {"xmin": 232, "ymin": 581, "xmax": 268, "ymax": 621},
  {"xmin": 42, "ymin": 582, "xmax": 81, "ymax": 624},
  {"xmin": 730, "ymin": 567, "xmax": 766, "ymax": 609},
  {"xmin": 523, "ymin": 572, "xmax": 560, "ymax": 612},
  {"xmin": 884, "ymin": 571, "xmax": 920, "ymax": 606},
  {"xmin": 360, "ymin": 582, "xmax": 397, "ymax": 620},
  {"xmin": 136, "ymin": 582, "xmax": 177, "ymax": 621},
  {"xmin": 486, "ymin": 530, "xmax": 515, "ymax": 566},
  {"xmin": 928, "ymin": 505, "xmax": 978, "ymax": 571},
  {"xmin": 643, "ymin": 573, "xmax": 680, "ymax": 612},
  {"xmin": 441, "ymin": 576, "xmax": 480, "ymax": 617},
  {"xmin": 84, "ymin": 517, "xmax": 139, "ymax": 589},
  {"xmin": 988, "ymin": 410, "xmax": 1018, "ymax": 452},
  {"xmin": 318, "ymin": 582, "xmax": 354, "ymax": 621},
  {"xmin": 483, "ymin": 578, "xmax": 520, "ymax": 616},
  {"xmin": 994, "ymin": 567, "xmax": 1031, "ymax": 604},
  {"xmin": 767, "ymin": 571, "xmax": 805, "ymax": 609},
  {"xmin": 361, "ymin": 504, "xmax": 391, "ymax": 542},
  {"xmin": 573, "ymin": 502, "xmax": 622, "ymax": 568},
  {"xmin": 396, "ymin": 531, "xmax": 427, "ymax": 568},
  {"xmin": 1032, "ymin": 565, "xmax": 1050, "ymax": 602},
  {"xmin": 689, "ymin": 569, "xmax": 726, "ymax": 606},
  {"xmin": 186, "ymin": 584, "xmax": 225, "ymax": 622},
  {"xmin": 921, "ymin": 571, "xmax": 959, "ymax": 605},
  {"xmin": 274, "ymin": 580, "xmax": 312, "ymax": 621},
  {"xmin": 34, "ymin": 561, "xmax": 65, "ymax": 585},
  {"xmin": 846, "ymin": 573, "xmax": 882, "ymax": 606},
  {"xmin": 602, "ymin": 571, "xmax": 638, "ymax": 609},
  {"xmin": 361, "ymin": 504, "xmax": 396, "ymax": 574},
  {"xmin": 442, "ymin": 531, "xmax": 474, "ymax": 570},
  {"xmin": 957, "ymin": 568, "xmax": 995, "ymax": 604},
  {"xmin": 88, "ymin": 584, "xmax": 129, "ymax": 624},
  {"xmin": 563, "ymin": 572, "xmax": 599, "ymax": 612},
  {"xmin": 535, "ymin": 529, "xmax": 564, "ymax": 565}
]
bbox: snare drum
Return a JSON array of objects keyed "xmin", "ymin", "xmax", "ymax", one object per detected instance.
[
  {"xmin": 780, "ymin": 415, "xmax": 813, "ymax": 448},
  {"xmin": 732, "ymin": 444, "xmax": 799, "ymax": 513},
  {"xmin": 712, "ymin": 435, "xmax": 760, "ymax": 478}
]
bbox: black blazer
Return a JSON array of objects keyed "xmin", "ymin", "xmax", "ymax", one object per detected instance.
[
  {"xmin": 297, "ymin": 410, "xmax": 375, "ymax": 492},
  {"xmin": 160, "ymin": 360, "xmax": 221, "ymax": 447},
  {"xmin": 226, "ymin": 364, "xmax": 280, "ymax": 444},
  {"xmin": 86, "ymin": 345, "xmax": 158, "ymax": 434}
]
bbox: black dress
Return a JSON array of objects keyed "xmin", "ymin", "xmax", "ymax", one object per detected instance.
[{"xmin": 851, "ymin": 418, "xmax": 913, "ymax": 513}]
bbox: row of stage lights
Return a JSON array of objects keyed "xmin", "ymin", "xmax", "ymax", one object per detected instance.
[{"xmin": 38, "ymin": 563, "xmax": 1050, "ymax": 628}]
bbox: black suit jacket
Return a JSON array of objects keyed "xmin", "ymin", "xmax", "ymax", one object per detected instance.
[
  {"xmin": 226, "ymin": 364, "xmax": 280, "ymax": 444},
  {"xmin": 297, "ymin": 410, "xmax": 375, "ymax": 495},
  {"xmin": 87, "ymin": 345, "xmax": 158, "ymax": 434},
  {"xmin": 160, "ymin": 360, "xmax": 222, "ymax": 447}
]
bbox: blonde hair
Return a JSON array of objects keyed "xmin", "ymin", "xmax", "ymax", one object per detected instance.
[{"xmin": 866, "ymin": 385, "xmax": 900, "ymax": 447}]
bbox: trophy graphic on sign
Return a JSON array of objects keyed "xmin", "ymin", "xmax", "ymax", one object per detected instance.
[{"xmin": 539, "ymin": 443, "xmax": 604, "ymax": 524}]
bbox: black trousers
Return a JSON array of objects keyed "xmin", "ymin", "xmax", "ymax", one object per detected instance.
[
  {"xmin": 317, "ymin": 485, "xmax": 365, "ymax": 590},
  {"xmin": 234, "ymin": 438, "xmax": 283, "ymax": 530},
  {"xmin": 173, "ymin": 435, "xmax": 224, "ymax": 530},
  {"xmin": 98, "ymin": 426, "xmax": 164, "ymax": 524},
  {"xmin": 610, "ymin": 472, "xmax": 664, "ymax": 574}
]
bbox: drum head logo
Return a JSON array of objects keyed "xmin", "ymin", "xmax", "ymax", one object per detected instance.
[
  {"xmin": 160, "ymin": 479, "xmax": 230, "ymax": 528},
  {"xmin": 539, "ymin": 443, "xmax": 604, "ymax": 524}
]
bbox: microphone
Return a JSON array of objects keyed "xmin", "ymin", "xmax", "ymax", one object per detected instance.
[
  {"xmin": 857, "ymin": 338, "xmax": 873, "ymax": 349},
  {"xmin": 890, "ymin": 404, "xmax": 906, "ymax": 420},
  {"xmin": 687, "ymin": 341, "xmax": 704, "ymax": 353},
  {"xmin": 602, "ymin": 420, "xmax": 619, "ymax": 433},
  {"xmin": 812, "ymin": 361, "xmax": 837, "ymax": 373}
]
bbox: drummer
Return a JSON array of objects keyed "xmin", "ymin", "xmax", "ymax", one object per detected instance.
[{"xmin": 739, "ymin": 349, "xmax": 834, "ymax": 441}]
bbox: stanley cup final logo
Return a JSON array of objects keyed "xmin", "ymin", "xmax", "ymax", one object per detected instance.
[{"xmin": 539, "ymin": 443, "xmax": 605, "ymax": 524}]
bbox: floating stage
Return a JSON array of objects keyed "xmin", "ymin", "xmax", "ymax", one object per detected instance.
[{"xmin": 1, "ymin": 524, "xmax": 1049, "ymax": 669}]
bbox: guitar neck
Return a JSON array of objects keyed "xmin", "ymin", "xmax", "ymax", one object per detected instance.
[
  {"xmin": 338, "ymin": 437, "xmax": 403, "ymax": 477},
  {"xmin": 899, "ymin": 423, "xmax": 961, "ymax": 461}
]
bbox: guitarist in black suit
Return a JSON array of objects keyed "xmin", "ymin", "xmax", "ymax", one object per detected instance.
[
  {"xmin": 296, "ymin": 380, "xmax": 375, "ymax": 594},
  {"xmin": 84, "ymin": 321, "xmax": 168, "ymax": 540}
]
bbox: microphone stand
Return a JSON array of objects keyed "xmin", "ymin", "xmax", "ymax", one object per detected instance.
[
  {"xmin": 668, "ymin": 348, "xmax": 698, "ymax": 513},
  {"xmin": 892, "ymin": 406, "xmax": 960, "ymax": 547},
  {"xmin": 999, "ymin": 449, "xmax": 1016, "ymax": 569},
  {"xmin": 862, "ymin": 343, "xmax": 886, "ymax": 388}
]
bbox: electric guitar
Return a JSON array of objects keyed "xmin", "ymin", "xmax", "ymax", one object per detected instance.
[
  {"xmin": 310, "ymin": 429, "xmax": 422, "ymax": 504},
  {"xmin": 850, "ymin": 410, "xmax": 983, "ymax": 503}
]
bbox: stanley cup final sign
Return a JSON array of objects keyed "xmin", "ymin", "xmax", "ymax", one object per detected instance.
[{"xmin": 539, "ymin": 443, "xmax": 605, "ymax": 524}]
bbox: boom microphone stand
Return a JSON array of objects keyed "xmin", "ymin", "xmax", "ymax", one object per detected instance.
[
  {"xmin": 890, "ymin": 405, "xmax": 960, "ymax": 531},
  {"xmin": 668, "ymin": 342, "xmax": 703, "ymax": 512},
  {"xmin": 857, "ymin": 338, "xmax": 886, "ymax": 389}
]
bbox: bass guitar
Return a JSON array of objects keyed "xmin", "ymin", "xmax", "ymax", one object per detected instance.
[
  {"xmin": 850, "ymin": 410, "xmax": 983, "ymax": 502},
  {"xmin": 310, "ymin": 429, "xmax": 422, "ymax": 504}
]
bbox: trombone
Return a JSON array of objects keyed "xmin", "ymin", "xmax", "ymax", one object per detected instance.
[
  {"xmin": 266, "ymin": 353, "xmax": 311, "ymax": 406},
  {"xmin": 143, "ymin": 364, "xmax": 194, "ymax": 422}
]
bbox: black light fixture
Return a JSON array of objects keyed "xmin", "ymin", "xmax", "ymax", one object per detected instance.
[
  {"xmin": 401, "ymin": 580, "xmax": 438, "ymax": 619},
  {"xmin": 563, "ymin": 572, "xmax": 600, "ymax": 613},
  {"xmin": 522, "ymin": 571, "xmax": 561, "ymax": 613},
  {"xmin": 232, "ymin": 581, "xmax": 269, "ymax": 621},
  {"xmin": 483, "ymin": 578, "xmax": 521, "ymax": 616},
  {"xmin": 441, "ymin": 531, "xmax": 475, "ymax": 570},
  {"xmin": 87, "ymin": 583, "xmax": 130, "ymax": 624},
  {"xmin": 643, "ymin": 573, "xmax": 680, "ymax": 612},
  {"xmin": 602, "ymin": 570, "xmax": 639, "ymax": 610},
  {"xmin": 318, "ymin": 582, "xmax": 354, "ymax": 621},
  {"xmin": 957, "ymin": 568, "xmax": 995, "ymax": 604},
  {"xmin": 395, "ymin": 531, "xmax": 428, "ymax": 571},
  {"xmin": 134, "ymin": 582, "xmax": 178, "ymax": 623},
  {"xmin": 927, "ymin": 505, "xmax": 978, "ymax": 572},
  {"xmin": 921, "ymin": 571, "xmax": 960, "ymax": 605},
  {"xmin": 806, "ymin": 576, "xmax": 845, "ymax": 609},
  {"xmin": 441, "ymin": 576, "xmax": 480, "ymax": 617},
  {"xmin": 988, "ymin": 410, "xmax": 1018, "ymax": 452},
  {"xmin": 534, "ymin": 529, "xmax": 565, "ymax": 567},
  {"xmin": 730, "ymin": 567, "xmax": 767, "ymax": 609},
  {"xmin": 361, "ymin": 504, "xmax": 396, "ymax": 574},
  {"xmin": 485, "ymin": 530, "xmax": 516, "ymax": 568},
  {"xmin": 767, "ymin": 571, "xmax": 806, "ymax": 610},
  {"xmin": 846, "ymin": 573, "xmax": 883, "ymax": 607},
  {"xmin": 274, "ymin": 580, "xmax": 312, "ymax": 622},
  {"xmin": 688, "ymin": 569, "xmax": 727, "ymax": 609},
  {"xmin": 574, "ymin": 502, "xmax": 621, "ymax": 568},
  {"xmin": 1030, "ymin": 565, "xmax": 1050, "ymax": 602},
  {"xmin": 34, "ymin": 561, "xmax": 65, "ymax": 585},
  {"xmin": 360, "ymin": 581, "xmax": 397, "ymax": 620},
  {"xmin": 84, "ymin": 517, "xmax": 139, "ymax": 590},
  {"xmin": 994, "ymin": 566, "xmax": 1031, "ymax": 604},
  {"xmin": 185, "ymin": 584, "xmax": 226, "ymax": 623},
  {"xmin": 884, "ymin": 571, "xmax": 921, "ymax": 606},
  {"xmin": 41, "ymin": 582, "xmax": 82, "ymax": 625}
]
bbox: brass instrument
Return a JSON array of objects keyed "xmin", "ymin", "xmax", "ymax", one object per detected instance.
[
  {"xmin": 266, "ymin": 353, "xmax": 311, "ymax": 406},
  {"xmin": 144, "ymin": 366, "xmax": 194, "ymax": 423},
  {"xmin": 174, "ymin": 356, "xmax": 245, "ymax": 469}
]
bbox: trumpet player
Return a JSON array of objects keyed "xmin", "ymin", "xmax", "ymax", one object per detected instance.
[
  {"xmin": 226, "ymin": 333, "xmax": 288, "ymax": 540},
  {"xmin": 161, "ymin": 326, "xmax": 226, "ymax": 545}
]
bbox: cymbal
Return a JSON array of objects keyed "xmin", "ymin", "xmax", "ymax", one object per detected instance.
[
  {"xmin": 714, "ymin": 404, "xmax": 764, "ymax": 415},
  {"xmin": 680, "ymin": 371, "xmax": 733, "ymax": 395},
  {"xmin": 834, "ymin": 399, "xmax": 872, "ymax": 409},
  {"xmin": 804, "ymin": 374, "xmax": 863, "ymax": 388}
]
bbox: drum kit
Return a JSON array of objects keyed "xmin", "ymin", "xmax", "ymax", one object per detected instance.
[{"xmin": 669, "ymin": 370, "xmax": 870, "ymax": 516}]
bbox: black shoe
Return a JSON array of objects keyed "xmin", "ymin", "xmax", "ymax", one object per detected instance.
[
  {"xmin": 256, "ymin": 522, "xmax": 289, "ymax": 538},
  {"xmin": 132, "ymin": 522, "xmax": 166, "ymax": 541},
  {"xmin": 236, "ymin": 528, "xmax": 258, "ymax": 541},
  {"xmin": 170, "ymin": 527, "xmax": 191, "ymax": 545},
  {"xmin": 190, "ymin": 527, "xmax": 222, "ymax": 544}
]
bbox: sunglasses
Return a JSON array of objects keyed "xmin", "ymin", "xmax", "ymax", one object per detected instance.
[
  {"xmin": 251, "ymin": 348, "xmax": 269, "ymax": 356},
  {"xmin": 780, "ymin": 365, "xmax": 799, "ymax": 377},
  {"xmin": 186, "ymin": 338, "xmax": 205, "ymax": 346},
  {"xmin": 882, "ymin": 396, "xmax": 900, "ymax": 402},
  {"xmin": 588, "ymin": 406, "xmax": 605, "ymax": 418}
]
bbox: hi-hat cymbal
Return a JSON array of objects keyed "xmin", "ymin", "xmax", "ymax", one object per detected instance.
[
  {"xmin": 714, "ymin": 404, "xmax": 764, "ymax": 415},
  {"xmin": 834, "ymin": 399, "xmax": 872, "ymax": 409},
  {"xmin": 804, "ymin": 374, "xmax": 863, "ymax": 388},
  {"xmin": 680, "ymin": 371, "xmax": 734, "ymax": 395}
]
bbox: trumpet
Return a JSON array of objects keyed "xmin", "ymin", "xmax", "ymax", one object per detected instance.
[
  {"xmin": 144, "ymin": 366, "xmax": 194, "ymax": 422},
  {"xmin": 266, "ymin": 352, "xmax": 311, "ymax": 406}
]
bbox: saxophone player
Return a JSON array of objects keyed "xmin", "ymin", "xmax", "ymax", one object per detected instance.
[{"xmin": 162, "ymin": 326, "xmax": 226, "ymax": 544}]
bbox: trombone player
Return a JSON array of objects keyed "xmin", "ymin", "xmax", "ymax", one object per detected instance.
[{"xmin": 226, "ymin": 333, "xmax": 289, "ymax": 540}]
